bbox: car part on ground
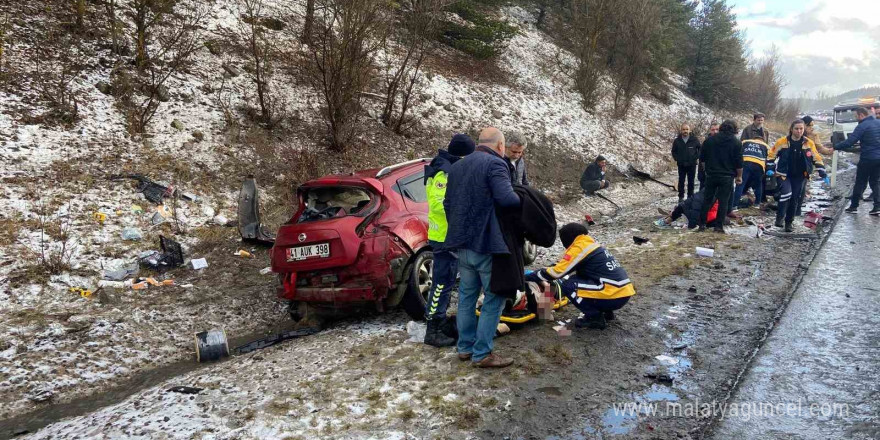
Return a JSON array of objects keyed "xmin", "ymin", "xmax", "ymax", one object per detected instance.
[{"xmin": 238, "ymin": 176, "xmax": 276, "ymax": 246}]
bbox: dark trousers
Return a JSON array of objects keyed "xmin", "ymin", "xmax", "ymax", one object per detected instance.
[
  {"xmin": 425, "ymin": 241, "xmax": 457, "ymax": 320},
  {"xmin": 776, "ymin": 175, "xmax": 805, "ymax": 223},
  {"xmin": 850, "ymin": 157, "xmax": 880, "ymax": 208},
  {"xmin": 556, "ymin": 278, "xmax": 631, "ymax": 318},
  {"xmin": 677, "ymin": 163, "xmax": 696, "ymax": 199},
  {"xmin": 733, "ymin": 165, "xmax": 764, "ymax": 207},
  {"xmin": 700, "ymin": 175, "xmax": 733, "ymax": 227},
  {"xmin": 698, "ymin": 168, "xmax": 706, "ymax": 190}
]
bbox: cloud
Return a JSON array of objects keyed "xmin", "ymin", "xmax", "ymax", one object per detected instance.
[{"xmin": 734, "ymin": 0, "xmax": 880, "ymax": 96}]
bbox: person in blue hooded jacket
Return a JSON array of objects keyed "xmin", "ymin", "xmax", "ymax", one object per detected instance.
[
  {"xmin": 831, "ymin": 107, "xmax": 880, "ymax": 215},
  {"xmin": 444, "ymin": 127, "xmax": 521, "ymax": 368},
  {"xmin": 421, "ymin": 134, "xmax": 475, "ymax": 347}
]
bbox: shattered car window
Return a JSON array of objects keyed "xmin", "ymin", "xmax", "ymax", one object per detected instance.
[{"xmin": 298, "ymin": 187, "xmax": 374, "ymax": 223}]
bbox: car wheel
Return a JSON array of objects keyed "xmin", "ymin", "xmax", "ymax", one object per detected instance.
[
  {"xmin": 401, "ymin": 250, "xmax": 433, "ymax": 321},
  {"xmin": 523, "ymin": 240, "xmax": 538, "ymax": 265}
]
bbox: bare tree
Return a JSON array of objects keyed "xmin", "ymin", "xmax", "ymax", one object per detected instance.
[
  {"xmin": 566, "ymin": 0, "xmax": 615, "ymax": 112},
  {"xmin": 75, "ymin": 0, "xmax": 86, "ymax": 29},
  {"xmin": 607, "ymin": 0, "xmax": 662, "ymax": 118},
  {"xmin": 378, "ymin": 0, "xmax": 442, "ymax": 134},
  {"xmin": 32, "ymin": 28, "xmax": 85, "ymax": 125},
  {"xmin": 0, "ymin": 14, "xmax": 9, "ymax": 77},
  {"xmin": 302, "ymin": 0, "xmax": 315, "ymax": 44},
  {"xmin": 117, "ymin": 1, "xmax": 206, "ymax": 133},
  {"xmin": 129, "ymin": 0, "xmax": 175, "ymax": 70},
  {"xmin": 104, "ymin": 0, "xmax": 122, "ymax": 56},
  {"xmin": 308, "ymin": 0, "xmax": 388, "ymax": 150},
  {"xmin": 236, "ymin": 0, "xmax": 282, "ymax": 128}
]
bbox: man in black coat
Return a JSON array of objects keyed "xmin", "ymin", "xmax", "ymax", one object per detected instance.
[
  {"xmin": 671, "ymin": 123, "xmax": 701, "ymax": 201},
  {"xmin": 580, "ymin": 155, "xmax": 610, "ymax": 195},
  {"xmin": 698, "ymin": 120, "xmax": 743, "ymax": 233}
]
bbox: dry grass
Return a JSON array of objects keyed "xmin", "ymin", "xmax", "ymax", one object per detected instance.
[
  {"xmin": 616, "ymin": 231, "xmax": 729, "ymax": 285},
  {"xmin": 538, "ymin": 343, "xmax": 573, "ymax": 366}
]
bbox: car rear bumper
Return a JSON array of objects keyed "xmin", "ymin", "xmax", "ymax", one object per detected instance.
[{"xmin": 283, "ymin": 286, "xmax": 379, "ymax": 302}]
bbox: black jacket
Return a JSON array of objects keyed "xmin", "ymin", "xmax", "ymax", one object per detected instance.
[
  {"xmin": 700, "ymin": 133, "xmax": 743, "ymax": 177},
  {"xmin": 672, "ymin": 136, "xmax": 701, "ymax": 166},
  {"xmin": 491, "ymin": 185, "xmax": 557, "ymax": 298},
  {"xmin": 580, "ymin": 162, "xmax": 606, "ymax": 189}
]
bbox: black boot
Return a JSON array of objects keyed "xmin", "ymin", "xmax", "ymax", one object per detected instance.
[
  {"xmin": 424, "ymin": 318, "xmax": 455, "ymax": 347},
  {"xmin": 575, "ymin": 313, "xmax": 607, "ymax": 330},
  {"xmin": 784, "ymin": 221, "xmax": 793, "ymax": 233},
  {"xmin": 603, "ymin": 310, "xmax": 615, "ymax": 321},
  {"xmin": 774, "ymin": 218, "xmax": 784, "ymax": 228}
]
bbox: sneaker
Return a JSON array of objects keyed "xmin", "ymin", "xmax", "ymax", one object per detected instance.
[
  {"xmin": 472, "ymin": 353, "xmax": 513, "ymax": 368},
  {"xmin": 575, "ymin": 314, "xmax": 607, "ymax": 330},
  {"xmin": 845, "ymin": 205, "xmax": 859, "ymax": 214},
  {"xmin": 870, "ymin": 207, "xmax": 880, "ymax": 216},
  {"xmin": 784, "ymin": 221, "xmax": 793, "ymax": 233},
  {"xmin": 457, "ymin": 352, "xmax": 472, "ymax": 361},
  {"xmin": 603, "ymin": 310, "xmax": 615, "ymax": 321},
  {"xmin": 653, "ymin": 218, "xmax": 672, "ymax": 229}
]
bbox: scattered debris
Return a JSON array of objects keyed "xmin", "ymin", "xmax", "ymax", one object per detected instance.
[
  {"xmin": 191, "ymin": 258, "xmax": 208, "ymax": 270},
  {"xmin": 803, "ymin": 211, "xmax": 823, "ymax": 230},
  {"xmin": 69, "ymin": 287, "xmax": 93, "ymax": 298},
  {"xmin": 644, "ymin": 371, "xmax": 674, "ymax": 384},
  {"xmin": 167, "ymin": 386, "xmax": 203, "ymax": 395},
  {"xmin": 553, "ymin": 325, "xmax": 572, "ymax": 337},
  {"xmin": 140, "ymin": 236, "xmax": 185, "ymax": 271},
  {"xmin": 234, "ymin": 250, "xmax": 253, "ymax": 258},
  {"xmin": 121, "ymin": 227, "xmax": 143, "ymax": 241},
  {"xmin": 405, "ymin": 321, "xmax": 426, "ymax": 343},
  {"xmin": 259, "ymin": 267, "xmax": 272, "ymax": 275},
  {"xmin": 181, "ymin": 284, "xmax": 194, "ymax": 289},
  {"xmin": 695, "ymin": 247, "xmax": 714, "ymax": 258},
  {"xmin": 583, "ymin": 214, "xmax": 595, "ymax": 225},
  {"xmin": 687, "ymin": 286, "xmax": 697, "ymax": 293},
  {"xmin": 633, "ymin": 236, "xmax": 650, "ymax": 245},
  {"xmin": 97, "ymin": 280, "xmax": 127, "ymax": 289},
  {"xmin": 110, "ymin": 174, "xmax": 175, "ymax": 205},
  {"xmin": 195, "ymin": 329, "xmax": 230, "ymax": 362},
  {"xmin": 93, "ymin": 212, "xmax": 107, "ymax": 224},
  {"xmin": 628, "ymin": 164, "xmax": 676, "ymax": 191},
  {"xmin": 131, "ymin": 204, "xmax": 144, "ymax": 214},
  {"xmin": 150, "ymin": 211, "xmax": 165, "ymax": 225},
  {"xmin": 103, "ymin": 262, "xmax": 138, "ymax": 281},
  {"xmin": 212, "ymin": 215, "xmax": 230, "ymax": 226}
]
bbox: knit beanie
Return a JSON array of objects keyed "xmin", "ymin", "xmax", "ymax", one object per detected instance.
[
  {"xmin": 448, "ymin": 134, "xmax": 476, "ymax": 157},
  {"xmin": 559, "ymin": 223, "xmax": 589, "ymax": 249}
]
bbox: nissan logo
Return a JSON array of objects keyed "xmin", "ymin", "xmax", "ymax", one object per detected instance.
[{"xmin": 298, "ymin": 233, "xmax": 307, "ymax": 242}]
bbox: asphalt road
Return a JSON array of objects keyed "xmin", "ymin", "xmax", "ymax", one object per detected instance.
[{"xmin": 712, "ymin": 211, "xmax": 880, "ymax": 439}]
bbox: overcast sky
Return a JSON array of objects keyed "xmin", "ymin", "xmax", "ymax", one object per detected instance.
[{"xmin": 732, "ymin": 0, "xmax": 880, "ymax": 98}]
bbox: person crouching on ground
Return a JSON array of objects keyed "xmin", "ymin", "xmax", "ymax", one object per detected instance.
[
  {"xmin": 732, "ymin": 137, "xmax": 770, "ymax": 213},
  {"xmin": 422, "ymin": 133, "xmax": 475, "ymax": 347},
  {"xmin": 443, "ymin": 127, "xmax": 521, "ymax": 368},
  {"xmin": 698, "ymin": 120, "xmax": 743, "ymax": 233},
  {"xmin": 767, "ymin": 119, "xmax": 827, "ymax": 232},
  {"xmin": 654, "ymin": 187, "xmax": 720, "ymax": 230},
  {"xmin": 580, "ymin": 155, "xmax": 610, "ymax": 196},
  {"xmin": 525, "ymin": 223, "xmax": 635, "ymax": 330}
]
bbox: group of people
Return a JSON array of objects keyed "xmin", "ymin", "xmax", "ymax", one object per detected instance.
[
  {"xmin": 422, "ymin": 128, "xmax": 636, "ymax": 369},
  {"xmin": 666, "ymin": 106, "xmax": 880, "ymax": 232}
]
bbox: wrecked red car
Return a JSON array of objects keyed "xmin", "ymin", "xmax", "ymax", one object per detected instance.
[
  {"xmin": 268, "ymin": 159, "xmax": 437, "ymax": 321},
  {"xmin": 250, "ymin": 159, "xmax": 538, "ymax": 322}
]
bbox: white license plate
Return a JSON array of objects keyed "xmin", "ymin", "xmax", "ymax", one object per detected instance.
[{"xmin": 287, "ymin": 243, "xmax": 330, "ymax": 261}]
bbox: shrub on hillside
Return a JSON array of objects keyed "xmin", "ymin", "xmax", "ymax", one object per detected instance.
[{"xmin": 439, "ymin": 1, "xmax": 517, "ymax": 59}]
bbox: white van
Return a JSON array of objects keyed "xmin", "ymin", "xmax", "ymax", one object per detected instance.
[{"xmin": 831, "ymin": 96, "xmax": 880, "ymax": 145}]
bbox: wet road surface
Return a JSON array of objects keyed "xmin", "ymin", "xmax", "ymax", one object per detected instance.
[{"xmin": 712, "ymin": 212, "xmax": 880, "ymax": 439}]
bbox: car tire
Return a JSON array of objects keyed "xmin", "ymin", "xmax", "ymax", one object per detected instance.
[
  {"xmin": 523, "ymin": 240, "xmax": 538, "ymax": 265},
  {"xmin": 401, "ymin": 250, "xmax": 433, "ymax": 321}
]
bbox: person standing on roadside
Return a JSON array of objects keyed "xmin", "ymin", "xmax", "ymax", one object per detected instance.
[
  {"xmin": 831, "ymin": 107, "xmax": 880, "ymax": 215},
  {"xmin": 767, "ymin": 119, "xmax": 827, "ymax": 231},
  {"xmin": 741, "ymin": 112, "xmax": 769, "ymax": 144},
  {"xmin": 422, "ymin": 134, "xmax": 475, "ymax": 347},
  {"xmin": 698, "ymin": 120, "xmax": 743, "ymax": 233},
  {"xmin": 444, "ymin": 127, "xmax": 521, "ymax": 368},
  {"xmin": 699, "ymin": 122, "xmax": 720, "ymax": 189},
  {"xmin": 672, "ymin": 123, "xmax": 701, "ymax": 201},
  {"xmin": 505, "ymin": 132, "xmax": 529, "ymax": 186}
]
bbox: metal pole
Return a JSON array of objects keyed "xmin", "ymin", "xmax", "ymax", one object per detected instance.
[{"xmin": 830, "ymin": 150, "xmax": 839, "ymax": 187}]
